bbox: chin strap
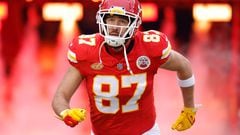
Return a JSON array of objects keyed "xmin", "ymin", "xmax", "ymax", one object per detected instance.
[
  {"xmin": 98, "ymin": 41, "xmax": 133, "ymax": 75},
  {"xmin": 121, "ymin": 43, "xmax": 133, "ymax": 75},
  {"xmin": 98, "ymin": 41, "xmax": 105, "ymax": 64}
]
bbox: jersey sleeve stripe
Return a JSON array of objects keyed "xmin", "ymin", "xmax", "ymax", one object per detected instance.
[
  {"xmin": 67, "ymin": 49, "xmax": 78, "ymax": 63},
  {"xmin": 161, "ymin": 41, "xmax": 172, "ymax": 59}
]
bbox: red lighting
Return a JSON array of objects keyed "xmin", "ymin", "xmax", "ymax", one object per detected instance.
[
  {"xmin": 92, "ymin": 0, "xmax": 102, "ymax": 2},
  {"xmin": 141, "ymin": 3, "xmax": 158, "ymax": 22},
  {"xmin": 0, "ymin": 2, "xmax": 8, "ymax": 20}
]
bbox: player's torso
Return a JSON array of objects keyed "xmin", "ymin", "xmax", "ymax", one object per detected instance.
[{"xmin": 69, "ymin": 31, "xmax": 169, "ymax": 135}]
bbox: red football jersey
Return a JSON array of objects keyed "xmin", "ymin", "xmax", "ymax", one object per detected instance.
[{"xmin": 67, "ymin": 30, "xmax": 171, "ymax": 135}]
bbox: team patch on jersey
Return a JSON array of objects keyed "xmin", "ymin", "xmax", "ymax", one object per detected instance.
[
  {"xmin": 67, "ymin": 49, "xmax": 78, "ymax": 63},
  {"xmin": 91, "ymin": 63, "xmax": 104, "ymax": 70},
  {"xmin": 136, "ymin": 56, "xmax": 151, "ymax": 70}
]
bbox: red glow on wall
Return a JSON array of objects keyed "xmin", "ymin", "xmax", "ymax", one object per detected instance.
[
  {"xmin": 92, "ymin": 0, "xmax": 102, "ymax": 2},
  {"xmin": 141, "ymin": 3, "xmax": 158, "ymax": 22},
  {"xmin": 0, "ymin": 2, "xmax": 8, "ymax": 20}
]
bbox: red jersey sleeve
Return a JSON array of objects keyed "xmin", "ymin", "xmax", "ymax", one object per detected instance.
[
  {"xmin": 158, "ymin": 32, "xmax": 172, "ymax": 60},
  {"xmin": 67, "ymin": 36, "xmax": 87, "ymax": 63},
  {"xmin": 67, "ymin": 34, "xmax": 100, "ymax": 66},
  {"xmin": 137, "ymin": 30, "xmax": 172, "ymax": 65}
]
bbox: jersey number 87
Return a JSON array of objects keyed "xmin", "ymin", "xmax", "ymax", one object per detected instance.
[{"xmin": 93, "ymin": 73, "xmax": 147, "ymax": 114}]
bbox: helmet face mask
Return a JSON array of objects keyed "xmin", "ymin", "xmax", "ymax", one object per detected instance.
[{"xmin": 96, "ymin": 0, "xmax": 142, "ymax": 47}]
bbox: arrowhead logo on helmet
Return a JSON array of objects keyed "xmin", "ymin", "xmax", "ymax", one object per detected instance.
[{"xmin": 109, "ymin": 6, "xmax": 126, "ymax": 15}]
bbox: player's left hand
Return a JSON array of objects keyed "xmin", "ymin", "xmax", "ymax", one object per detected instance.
[{"xmin": 171, "ymin": 107, "xmax": 197, "ymax": 131}]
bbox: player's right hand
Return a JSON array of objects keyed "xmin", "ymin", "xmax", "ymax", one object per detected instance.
[{"xmin": 60, "ymin": 108, "xmax": 86, "ymax": 127}]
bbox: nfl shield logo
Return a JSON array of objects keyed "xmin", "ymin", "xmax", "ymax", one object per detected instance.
[{"xmin": 117, "ymin": 63, "xmax": 123, "ymax": 70}]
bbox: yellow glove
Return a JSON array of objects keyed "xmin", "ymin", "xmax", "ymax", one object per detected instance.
[
  {"xmin": 171, "ymin": 107, "xmax": 196, "ymax": 131},
  {"xmin": 60, "ymin": 108, "xmax": 86, "ymax": 127}
]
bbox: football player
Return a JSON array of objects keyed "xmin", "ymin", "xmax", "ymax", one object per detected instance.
[{"xmin": 52, "ymin": 0, "xmax": 198, "ymax": 134}]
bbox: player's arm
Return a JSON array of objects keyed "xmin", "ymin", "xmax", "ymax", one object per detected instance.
[
  {"xmin": 160, "ymin": 50, "xmax": 194, "ymax": 107},
  {"xmin": 160, "ymin": 50, "xmax": 197, "ymax": 131},
  {"xmin": 52, "ymin": 65, "xmax": 86, "ymax": 127},
  {"xmin": 52, "ymin": 65, "xmax": 83, "ymax": 115}
]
